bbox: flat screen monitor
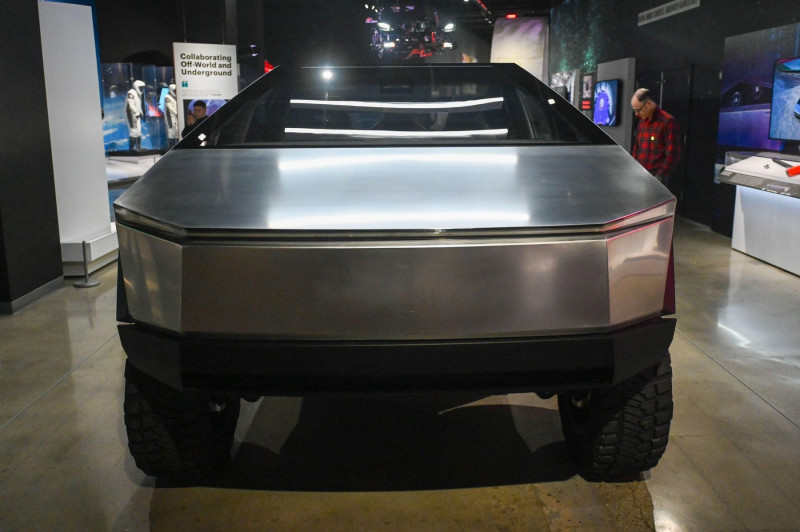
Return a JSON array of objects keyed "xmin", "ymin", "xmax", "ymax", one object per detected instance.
[
  {"xmin": 593, "ymin": 79, "xmax": 619, "ymax": 126},
  {"xmin": 768, "ymin": 57, "xmax": 800, "ymax": 141}
]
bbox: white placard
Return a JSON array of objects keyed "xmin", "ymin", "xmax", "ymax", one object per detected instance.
[
  {"xmin": 173, "ymin": 42, "xmax": 238, "ymax": 138},
  {"xmin": 638, "ymin": 0, "xmax": 700, "ymax": 26}
]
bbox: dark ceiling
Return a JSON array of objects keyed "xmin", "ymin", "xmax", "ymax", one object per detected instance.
[
  {"xmin": 96, "ymin": 0, "xmax": 555, "ymax": 66},
  {"xmin": 424, "ymin": 0, "xmax": 553, "ymax": 40}
]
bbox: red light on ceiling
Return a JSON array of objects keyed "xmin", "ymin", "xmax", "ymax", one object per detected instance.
[
  {"xmin": 506, "ymin": 13, "xmax": 517, "ymax": 19},
  {"xmin": 264, "ymin": 60, "xmax": 275, "ymax": 73}
]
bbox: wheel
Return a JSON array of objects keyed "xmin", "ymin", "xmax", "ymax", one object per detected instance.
[
  {"xmin": 123, "ymin": 360, "xmax": 240, "ymax": 481},
  {"xmin": 557, "ymin": 352, "xmax": 673, "ymax": 477}
]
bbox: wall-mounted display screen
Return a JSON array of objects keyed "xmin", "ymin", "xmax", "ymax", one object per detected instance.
[
  {"xmin": 769, "ymin": 57, "xmax": 800, "ymax": 141},
  {"xmin": 593, "ymin": 79, "xmax": 619, "ymax": 126}
]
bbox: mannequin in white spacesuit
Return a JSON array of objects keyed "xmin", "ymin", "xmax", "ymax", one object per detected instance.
[
  {"xmin": 164, "ymin": 84, "xmax": 178, "ymax": 147},
  {"xmin": 125, "ymin": 80, "xmax": 145, "ymax": 151}
]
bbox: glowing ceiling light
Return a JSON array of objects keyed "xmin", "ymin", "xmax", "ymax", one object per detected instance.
[
  {"xmin": 277, "ymin": 152, "xmax": 519, "ymax": 172},
  {"xmin": 383, "ymin": 41, "xmax": 396, "ymax": 49},
  {"xmin": 290, "ymin": 96, "xmax": 504, "ymax": 111},
  {"xmin": 443, "ymin": 22, "xmax": 455, "ymax": 32},
  {"xmin": 269, "ymin": 210, "xmax": 530, "ymax": 230},
  {"xmin": 321, "ymin": 69, "xmax": 333, "ymax": 81},
  {"xmin": 284, "ymin": 127, "xmax": 508, "ymax": 138},
  {"xmin": 377, "ymin": 22, "xmax": 391, "ymax": 31},
  {"xmin": 506, "ymin": 13, "xmax": 517, "ymax": 19},
  {"xmin": 443, "ymin": 42, "xmax": 453, "ymax": 48}
]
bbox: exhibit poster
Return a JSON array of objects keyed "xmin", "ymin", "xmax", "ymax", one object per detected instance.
[
  {"xmin": 716, "ymin": 22, "xmax": 800, "ymax": 158},
  {"xmin": 550, "ymin": 69, "xmax": 579, "ymax": 107},
  {"xmin": 173, "ymin": 42, "xmax": 238, "ymax": 139},
  {"xmin": 490, "ymin": 17, "xmax": 548, "ymax": 80},
  {"xmin": 580, "ymin": 72, "xmax": 594, "ymax": 118}
]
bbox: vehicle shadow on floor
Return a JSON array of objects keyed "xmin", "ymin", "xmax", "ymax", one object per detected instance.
[{"xmin": 205, "ymin": 393, "xmax": 580, "ymax": 491}]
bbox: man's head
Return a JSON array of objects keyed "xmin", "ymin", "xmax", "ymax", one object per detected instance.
[
  {"xmin": 631, "ymin": 88, "xmax": 656, "ymax": 120},
  {"xmin": 192, "ymin": 100, "xmax": 207, "ymax": 119}
]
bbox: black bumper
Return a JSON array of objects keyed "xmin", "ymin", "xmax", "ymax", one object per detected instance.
[{"xmin": 118, "ymin": 317, "xmax": 676, "ymax": 396}]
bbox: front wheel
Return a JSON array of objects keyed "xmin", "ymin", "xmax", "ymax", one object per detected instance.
[
  {"xmin": 123, "ymin": 360, "xmax": 240, "ymax": 481},
  {"xmin": 557, "ymin": 352, "xmax": 673, "ymax": 477}
]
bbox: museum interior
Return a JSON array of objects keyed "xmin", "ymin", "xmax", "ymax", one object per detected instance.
[{"xmin": 2, "ymin": 0, "xmax": 800, "ymax": 529}]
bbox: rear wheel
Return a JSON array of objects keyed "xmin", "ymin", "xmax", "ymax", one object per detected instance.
[
  {"xmin": 123, "ymin": 360, "xmax": 240, "ymax": 481},
  {"xmin": 557, "ymin": 352, "xmax": 673, "ymax": 477}
]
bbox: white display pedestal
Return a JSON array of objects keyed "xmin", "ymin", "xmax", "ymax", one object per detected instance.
[
  {"xmin": 39, "ymin": 3, "xmax": 118, "ymax": 277},
  {"xmin": 732, "ymin": 186, "xmax": 800, "ymax": 276},
  {"xmin": 60, "ymin": 224, "xmax": 119, "ymax": 277}
]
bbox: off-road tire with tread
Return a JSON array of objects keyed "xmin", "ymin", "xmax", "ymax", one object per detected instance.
[
  {"xmin": 557, "ymin": 352, "xmax": 673, "ymax": 477},
  {"xmin": 123, "ymin": 360, "xmax": 240, "ymax": 481}
]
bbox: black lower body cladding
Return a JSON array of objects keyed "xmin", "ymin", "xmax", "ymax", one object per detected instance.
[{"xmin": 118, "ymin": 317, "xmax": 675, "ymax": 396}]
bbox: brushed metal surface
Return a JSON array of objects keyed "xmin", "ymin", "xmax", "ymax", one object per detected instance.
[
  {"xmin": 115, "ymin": 145, "xmax": 674, "ymax": 234},
  {"xmin": 117, "ymin": 225, "xmax": 183, "ymax": 332},
  {"xmin": 179, "ymin": 236, "xmax": 611, "ymax": 340},
  {"xmin": 116, "ymin": 142, "xmax": 677, "ymax": 339},
  {"xmin": 608, "ymin": 217, "xmax": 675, "ymax": 325},
  {"xmin": 118, "ymin": 219, "xmax": 674, "ymax": 340}
]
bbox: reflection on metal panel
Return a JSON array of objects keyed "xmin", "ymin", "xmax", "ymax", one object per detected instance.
[
  {"xmin": 117, "ymin": 225, "xmax": 182, "ymax": 332},
  {"xmin": 607, "ymin": 218, "xmax": 674, "ymax": 325},
  {"xmin": 180, "ymin": 237, "xmax": 610, "ymax": 340},
  {"xmin": 115, "ymin": 145, "xmax": 674, "ymax": 233},
  {"xmin": 119, "ymin": 218, "xmax": 675, "ymax": 339}
]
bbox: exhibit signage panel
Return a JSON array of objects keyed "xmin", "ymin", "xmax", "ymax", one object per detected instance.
[
  {"xmin": 638, "ymin": 0, "xmax": 700, "ymax": 26},
  {"xmin": 172, "ymin": 42, "xmax": 238, "ymax": 138}
]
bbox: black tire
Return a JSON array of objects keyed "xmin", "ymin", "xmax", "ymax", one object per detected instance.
[
  {"xmin": 557, "ymin": 352, "xmax": 673, "ymax": 477},
  {"xmin": 123, "ymin": 360, "xmax": 240, "ymax": 481}
]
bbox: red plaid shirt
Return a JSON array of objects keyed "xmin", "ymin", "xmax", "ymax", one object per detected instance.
[{"xmin": 632, "ymin": 107, "xmax": 681, "ymax": 179}]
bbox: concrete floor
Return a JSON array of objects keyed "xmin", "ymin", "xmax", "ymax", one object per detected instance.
[{"xmin": 1, "ymin": 217, "xmax": 800, "ymax": 530}]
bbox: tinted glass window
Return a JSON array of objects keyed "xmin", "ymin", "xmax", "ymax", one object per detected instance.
[{"xmin": 184, "ymin": 65, "xmax": 613, "ymax": 147}]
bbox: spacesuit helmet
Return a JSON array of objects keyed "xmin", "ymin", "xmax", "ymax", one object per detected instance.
[
  {"xmin": 169, "ymin": 83, "xmax": 176, "ymax": 96},
  {"xmin": 133, "ymin": 80, "xmax": 145, "ymax": 94}
]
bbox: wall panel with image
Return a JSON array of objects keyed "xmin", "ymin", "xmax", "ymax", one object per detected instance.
[
  {"xmin": 101, "ymin": 63, "xmax": 174, "ymax": 153},
  {"xmin": 717, "ymin": 22, "xmax": 800, "ymax": 158}
]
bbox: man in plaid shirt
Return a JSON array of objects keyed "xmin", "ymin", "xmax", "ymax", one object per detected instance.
[{"xmin": 630, "ymin": 88, "xmax": 681, "ymax": 186}]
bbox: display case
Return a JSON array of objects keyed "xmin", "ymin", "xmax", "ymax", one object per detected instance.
[
  {"xmin": 718, "ymin": 151, "xmax": 800, "ymax": 198},
  {"xmin": 719, "ymin": 151, "xmax": 800, "ymax": 276}
]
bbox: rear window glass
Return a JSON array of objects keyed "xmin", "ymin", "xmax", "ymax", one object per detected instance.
[{"xmin": 183, "ymin": 65, "xmax": 613, "ymax": 147}]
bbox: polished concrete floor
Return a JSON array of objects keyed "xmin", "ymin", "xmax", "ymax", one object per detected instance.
[{"xmin": 2, "ymin": 217, "xmax": 800, "ymax": 531}]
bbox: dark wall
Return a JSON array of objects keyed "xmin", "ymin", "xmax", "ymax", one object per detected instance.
[
  {"xmin": 95, "ymin": 0, "xmax": 484, "ymax": 70},
  {"xmin": 549, "ymin": 0, "xmax": 800, "ymax": 227},
  {"xmin": 0, "ymin": 1, "xmax": 63, "ymax": 309},
  {"xmin": 96, "ymin": 0, "xmax": 376, "ymax": 67},
  {"xmin": 96, "ymin": 0, "xmax": 233, "ymax": 64},
  {"xmin": 96, "ymin": 0, "xmax": 182, "ymax": 64}
]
